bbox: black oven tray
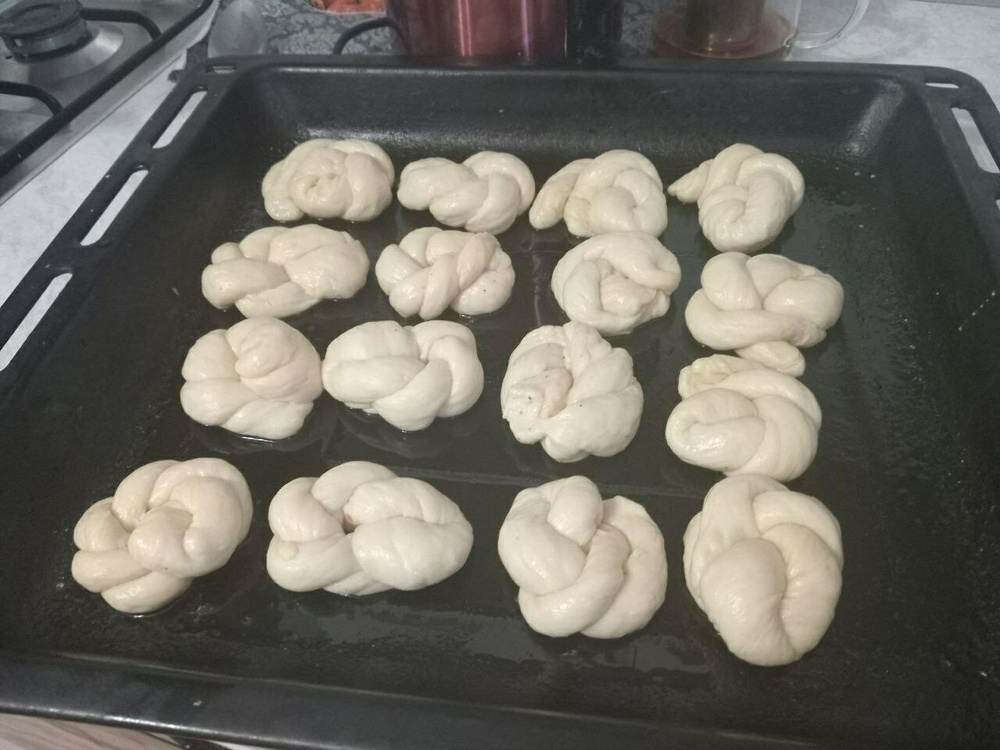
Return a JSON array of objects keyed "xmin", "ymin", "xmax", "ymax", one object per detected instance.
[{"xmin": 1, "ymin": 58, "xmax": 999, "ymax": 749}]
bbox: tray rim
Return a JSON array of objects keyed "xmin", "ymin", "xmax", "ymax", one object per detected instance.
[{"xmin": 2, "ymin": 57, "xmax": 999, "ymax": 750}]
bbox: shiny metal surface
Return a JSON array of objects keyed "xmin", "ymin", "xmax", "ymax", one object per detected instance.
[
  {"xmin": 0, "ymin": 0, "xmax": 216, "ymax": 205},
  {"xmin": 0, "ymin": 23, "xmax": 139, "ymax": 98},
  {"xmin": 385, "ymin": 0, "xmax": 567, "ymax": 57}
]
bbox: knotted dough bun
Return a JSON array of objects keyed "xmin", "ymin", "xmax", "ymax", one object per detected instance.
[
  {"xmin": 501, "ymin": 322, "xmax": 643, "ymax": 462},
  {"xmin": 665, "ymin": 355, "xmax": 821, "ymax": 482},
  {"xmin": 262, "ymin": 139, "xmax": 394, "ymax": 222},
  {"xmin": 668, "ymin": 143, "xmax": 804, "ymax": 254},
  {"xmin": 322, "ymin": 320, "xmax": 484, "ymax": 431},
  {"xmin": 685, "ymin": 253, "xmax": 843, "ymax": 376},
  {"xmin": 529, "ymin": 150, "xmax": 668, "ymax": 238},
  {"xmin": 202, "ymin": 225, "xmax": 369, "ymax": 319},
  {"xmin": 71, "ymin": 458, "xmax": 252, "ymax": 613},
  {"xmin": 375, "ymin": 227, "xmax": 514, "ymax": 319},
  {"xmin": 267, "ymin": 461, "xmax": 472, "ymax": 595},
  {"xmin": 551, "ymin": 231, "xmax": 680, "ymax": 335},
  {"xmin": 181, "ymin": 317, "xmax": 324, "ymax": 440},
  {"xmin": 498, "ymin": 476, "xmax": 666, "ymax": 638},
  {"xmin": 397, "ymin": 151, "xmax": 535, "ymax": 234},
  {"xmin": 684, "ymin": 474, "xmax": 843, "ymax": 666}
]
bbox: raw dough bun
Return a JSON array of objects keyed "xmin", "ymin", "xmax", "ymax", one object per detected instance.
[
  {"xmin": 261, "ymin": 139, "xmax": 394, "ymax": 222},
  {"xmin": 498, "ymin": 476, "xmax": 666, "ymax": 638},
  {"xmin": 685, "ymin": 253, "xmax": 844, "ymax": 376},
  {"xmin": 375, "ymin": 227, "xmax": 514, "ymax": 319},
  {"xmin": 202, "ymin": 225, "xmax": 370, "ymax": 319},
  {"xmin": 181, "ymin": 317, "xmax": 323, "ymax": 440},
  {"xmin": 71, "ymin": 458, "xmax": 252, "ymax": 613},
  {"xmin": 684, "ymin": 474, "xmax": 843, "ymax": 666},
  {"xmin": 266, "ymin": 461, "xmax": 472, "ymax": 595},
  {"xmin": 551, "ymin": 231, "xmax": 681, "ymax": 336},
  {"xmin": 668, "ymin": 143, "xmax": 804, "ymax": 254},
  {"xmin": 322, "ymin": 320, "xmax": 484, "ymax": 431},
  {"xmin": 396, "ymin": 151, "xmax": 535, "ymax": 234},
  {"xmin": 529, "ymin": 150, "xmax": 668, "ymax": 238},
  {"xmin": 665, "ymin": 355, "xmax": 821, "ymax": 482},
  {"xmin": 501, "ymin": 322, "xmax": 643, "ymax": 462}
]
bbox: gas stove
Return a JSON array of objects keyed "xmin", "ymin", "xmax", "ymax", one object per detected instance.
[{"xmin": 0, "ymin": 0, "xmax": 215, "ymax": 204}]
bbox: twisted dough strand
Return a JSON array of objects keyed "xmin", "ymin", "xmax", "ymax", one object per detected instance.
[
  {"xmin": 665, "ymin": 355, "xmax": 821, "ymax": 482},
  {"xmin": 71, "ymin": 458, "xmax": 253, "ymax": 613},
  {"xmin": 262, "ymin": 139, "xmax": 394, "ymax": 222},
  {"xmin": 322, "ymin": 320, "xmax": 484, "ymax": 431},
  {"xmin": 375, "ymin": 227, "xmax": 514, "ymax": 319},
  {"xmin": 669, "ymin": 143, "xmax": 804, "ymax": 254},
  {"xmin": 685, "ymin": 253, "xmax": 843, "ymax": 376},
  {"xmin": 202, "ymin": 225, "xmax": 369, "ymax": 319},
  {"xmin": 267, "ymin": 461, "xmax": 473, "ymax": 595},
  {"xmin": 501, "ymin": 322, "xmax": 643, "ymax": 462},
  {"xmin": 181, "ymin": 318, "xmax": 324, "ymax": 440},
  {"xmin": 684, "ymin": 474, "xmax": 843, "ymax": 666},
  {"xmin": 397, "ymin": 152, "xmax": 535, "ymax": 234},
  {"xmin": 530, "ymin": 150, "xmax": 667, "ymax": 238},
  {"xmin": 551, "ymin": 231, "xmax": 680, "ymax": 335},
  {"xmin": 498, "ymin": 476, "xmax": 667, "ymax": 638}
]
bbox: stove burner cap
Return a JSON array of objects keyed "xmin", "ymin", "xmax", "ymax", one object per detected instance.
[{"xmin": 0, "ymin": 0, "xmax": 92, "ymax": 59}]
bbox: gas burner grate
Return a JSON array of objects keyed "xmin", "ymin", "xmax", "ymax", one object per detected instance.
[{"xmin": 0, "ymin": 0, "xmax": 214, "ymax": 204}]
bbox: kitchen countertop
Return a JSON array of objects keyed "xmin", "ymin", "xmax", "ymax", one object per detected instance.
[{"xmin": 0, "ymin": 1, "xmax": 998, "ymax": 747}]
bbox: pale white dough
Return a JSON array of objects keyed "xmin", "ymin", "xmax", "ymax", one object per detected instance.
[
  {"xmin": 550, "ymin": 231, "xmax": 681, "ymax": 335},
  {"xmin": 71, "ymin": 458, "xmax": 252, "ymax": 613},
  {"xmin": 202, "ymin": 225, "xmax": 370, "ymax": 319},
  {"xmin": 498, "ymin": 476, "xmax": 667, "ymax": 638},
  {"xmin": 529, "ymin": 150, "xmax": 667, "ymax": 238},
  {"xmin": 375, "ymin": 227, "xmax": 514, "ymax": 319},
  {"xmin": 322, "ymin": 320, "xmax": 484, "ymax": 431},
  {"xmin": 397, "ymin": 151, "xmax": 535, "ymax": 234},
  {"xmin": 500, "ymin": 322, "xmax": 643, "ymax": 462},
  {"xmin": 684, "ymin": 474, "xmax": 843, "ymax": 666},
  {"xmin": 266, "ymin": 461, "xmax": 472, "ymax": 595},
  {"xmin": 685, "ymin": 253, "xmax": 843, "ymax": 376},
  {"xmin": 665, "ymin": 354, "xmax": 821, "ymax": 482},
  {"xmin": 261, "ymin": 139, "xmax": 394, "ymax": 222},
  {"xmin": 181, "ymin": 317, "xmax": 323, "ymax": 440},
  {"xmin": 668, "ymin": 143, "xmax": 804, "ymax": 254}
]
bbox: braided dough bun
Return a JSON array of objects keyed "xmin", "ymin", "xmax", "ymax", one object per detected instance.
[
  {"xmin": 665, "ymin": 355, "xmax": 821, "ymax": 482},
  {"xmin": 685, "ymin": 253, "xmax": 843, "ymax": 376},
  {"xmin": 375, "ymin": 227, "xmax": 514, "ymax": 319},
  {"xmin": 397, "ymin": 151, "xmax": 535, "ymax": 234},
  {"xmin": 668, "ymin": 143, "xmax": 804, "ymax": 254},
  {"xmin": 71, "ymin": 458, "xmax": 252, "ymax": 613},
  {"xmin": 498, "ymin": 476, "xmax": 666, "ymax": 638},
  {"xmin": 322, "ymin": 320, "xmax": 484, "ymax": 431},
  {"xmin": 501, "ymin": 322, "xmax": 643, "ymax": 462},
  {"xmin": 267, "ymin": 461, "xmax": 472, "ymax": 595},
  {"xmin": 684, "ymin": 474, "xmax": 843, "ymax": 666},
  {"xmin": 529, "ymin": 150, "xmax": 668, "ymax": 238},
  {"xmin": 262, "ymin": 139, "xmax": 394, "ymax": 222},
  {"xmin": 202, "ymin": 225, "xmax": 370, "ymax": 319},
  {"xmin": 551, "ymin": 231, "xmax": 681, "ymax": 336},
  {"xmin": 181, "ymin": 317, "xmax": 323, "ymax": 440}
]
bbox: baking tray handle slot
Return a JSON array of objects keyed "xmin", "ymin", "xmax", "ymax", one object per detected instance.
[
  {"xmin": 79, "ymin": 169, "xmax": 149, "ymax": 247},
  {"xmin": 951, "ymin": 107, "xmax": 1000, "ymax": 174},
  {"xmin": 151, "ymin": 89, "xmax": 208, "ymax": 150},
  {"xmin": 0, "ymin": 272, "xmax": 72, "ymax": 376}
]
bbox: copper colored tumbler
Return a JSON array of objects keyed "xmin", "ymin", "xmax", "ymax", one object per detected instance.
[{"xmin": 385, "ymin": 0, "xmax": 568, "ymax": 58}]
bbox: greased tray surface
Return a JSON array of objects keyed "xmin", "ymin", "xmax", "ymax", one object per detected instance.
[{"xmin": 1, "ymin": 59, "xmax": 1000, "ymax": 749}]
